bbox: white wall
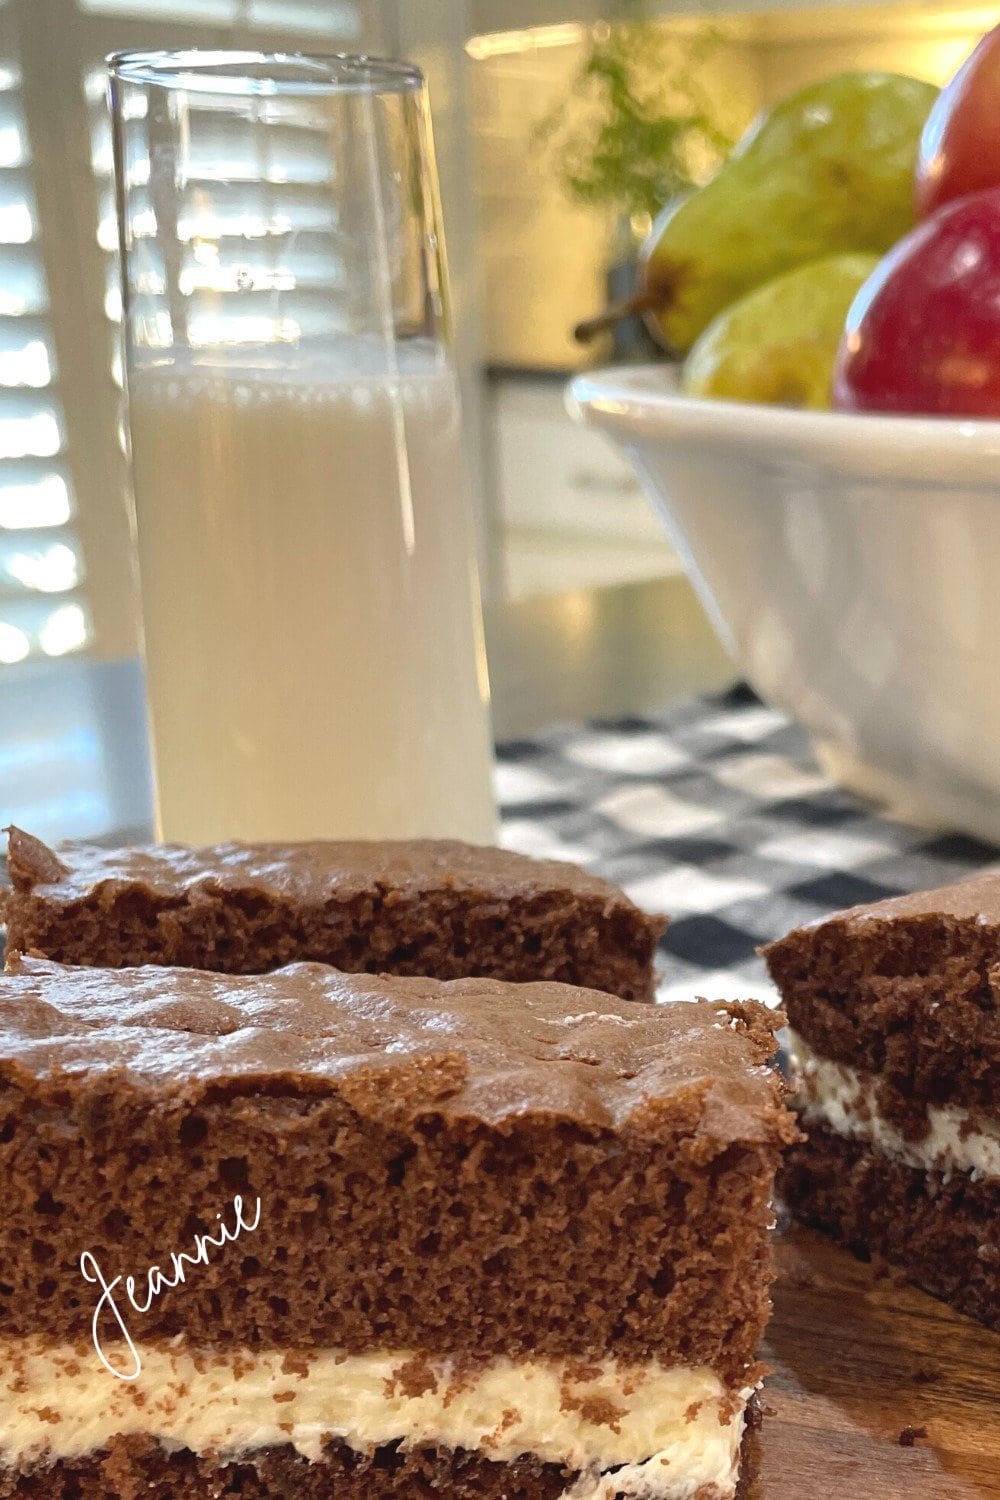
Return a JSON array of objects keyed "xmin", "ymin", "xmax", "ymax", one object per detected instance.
[
  {"xmin": 469, "ymin": 21, "xmax": 763, "ymax": 369},
  {"xmin": 749, "ymin": 2, "xmax": 999, "ymax": 97}
]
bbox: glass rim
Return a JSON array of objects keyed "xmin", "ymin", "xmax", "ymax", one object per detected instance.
[{"xmin": 107, "ymin": 50, "xmax": 424, "ymax": 97}]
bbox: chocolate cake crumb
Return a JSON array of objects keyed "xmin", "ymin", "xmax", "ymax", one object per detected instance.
[
  {"xmin": 767, "ymin": 875, "xmax": 1000, "ymax": 1334},
  {"xmin": 385, "ymin": 1356, "xmax": 439, "ymax": 1400},
  {"xmin": 2, "ymin": 827, "xmax": 665, "ymax": 1001},
  {"xmin": 0, "ymin": 1428, "xmax": 762, "ymax": 1500},
  {"xmin": 1, "ymin": 957, "xmax": 794, "ymax": 1378},
  {"xmin": 0, "ymin": 1438, "xmax": 572, "ymax": 1500},
  {"xmin": 481, "ymin": 1409, "xmax": 520, "ymax": 1451},
  {"xmin": 763, "ymin": 875, "xmax": 1000, "ymax": 1111},
  {"xmin": 780, "ymin": 1125, "xmax": 1000, "ymax": 1329},
  {"xmin": 558, "ymin": 1391, "xmax": 627, "ymax": 1433},
  {"xmin": 0, "ymin": 952, "xmax": 785, "ymax": 1499},
  {"xmin": 743, "ymin": 1395, "xmax": 765, "ymax": 1431}
]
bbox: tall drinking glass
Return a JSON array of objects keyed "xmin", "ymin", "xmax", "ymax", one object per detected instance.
[{"xmin": 109, "ymin": 51, "xmax": 496, "ymax": 844}]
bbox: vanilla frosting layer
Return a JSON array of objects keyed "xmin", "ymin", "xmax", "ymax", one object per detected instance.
[
  {"xmin": 787, "ymin": 1029, "xmax": 1000, "ymax": 1180},
  {"xmin": 0, "ymin": 1340, "xmax": 750, "ymax": 1499}
]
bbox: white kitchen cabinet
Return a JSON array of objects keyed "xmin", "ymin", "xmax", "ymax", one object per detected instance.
[{"xmin": 487, "ymin": 375, "xmax": 681, "ymax": 599}]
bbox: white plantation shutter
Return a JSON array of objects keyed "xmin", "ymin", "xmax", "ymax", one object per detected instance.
[
  {"xmin": 0, "ymin": 36, "xmax": 91, "ymax": 672},
  {"xmin": 85, "ymin": 68, "xmax": 349, "ymax": 358},
  {"xmin": 0, "ymin": 0, "xmax": 381, "ymax": 840}
]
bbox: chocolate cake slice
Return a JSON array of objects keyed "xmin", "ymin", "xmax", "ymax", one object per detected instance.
[
  {"xmin": 1, "ymin": 827, "xmax": 663, "ymax": 1000},
  {"xmin": 764, "ymin": 874, "xmax": 1000, "ymax": 1329},
  {"xmin": 0, "ymin": 956, "xmax": 794, "ymax": 1500}
]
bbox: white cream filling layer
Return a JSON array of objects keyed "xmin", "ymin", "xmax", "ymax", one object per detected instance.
[
  {"xmin": 0, "ymin": 1339, "xmax": 751, "ymax": 1500},
  {"xmin": 787, "ymin": 1029, "xmax": 1000, "ymax": 1180}
]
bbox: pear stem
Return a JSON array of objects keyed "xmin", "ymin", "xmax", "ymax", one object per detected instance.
[{"xmin": 573, "ymin": 289, "xmax": 660, "ymax": 344}]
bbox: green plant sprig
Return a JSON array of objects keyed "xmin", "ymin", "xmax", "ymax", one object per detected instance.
[{"xmin": 535, "ymin": 2, "xmax": 734, "ymax": 224}]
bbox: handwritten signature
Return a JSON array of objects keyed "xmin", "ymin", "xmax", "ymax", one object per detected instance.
[{"xmin": 79, "ymin": 1193, "xmax": 262, "ymax": 1381}]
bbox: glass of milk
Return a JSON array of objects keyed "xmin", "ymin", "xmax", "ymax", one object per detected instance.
[{"xmin": 108, "ymin": 52, "xmax": 496, "ymax": 844}]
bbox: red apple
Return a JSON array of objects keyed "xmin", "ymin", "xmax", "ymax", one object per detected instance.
[
  {"xmin": 833, "ymin": 188, "xmax": 1000, "ymax": 417},
  {"xmin": 916, "ymin": 25, "xmax": 1000, "ymax": 218}
]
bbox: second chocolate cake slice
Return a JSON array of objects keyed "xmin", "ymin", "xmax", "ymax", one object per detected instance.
[
  {"xmin": 0, "ymin": 957, "xmax": 793, "ymax": 1499},
  {"xmin": 765, "ymin": 874, "xmax": 1000, "ymax": 1329},
  {"xmin": 2, "ymin": 826, "xmax": 664, "ymax": 1000}
]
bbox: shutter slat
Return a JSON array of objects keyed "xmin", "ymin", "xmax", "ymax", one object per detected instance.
[{"xmin": 0, "ymin": 49, "xmax": 88, "ymax": 665}]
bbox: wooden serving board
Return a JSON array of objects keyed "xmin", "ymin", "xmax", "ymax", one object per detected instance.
[{"xmin": 745, "ymin": 1226, "xmax": 1000, "ymax": 1498}]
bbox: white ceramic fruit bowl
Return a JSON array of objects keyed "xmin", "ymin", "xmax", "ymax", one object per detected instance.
[{"xmin": 569, "ymin": 364, "xmax": 1000, "ymax": 844}]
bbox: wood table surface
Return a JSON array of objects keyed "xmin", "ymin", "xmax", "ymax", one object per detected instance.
[{"xmin": 745, "ymin": 1226, "xmax": 1000, "ymax": 1499}]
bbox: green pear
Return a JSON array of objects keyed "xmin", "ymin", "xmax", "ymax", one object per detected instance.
[
  {"xmin": 577, "ymin": 72, "xmax": 937, "ymax": 355},
  {"xmin": 681, "ymin": 253, "xmax": 879, "ymax": 408}
]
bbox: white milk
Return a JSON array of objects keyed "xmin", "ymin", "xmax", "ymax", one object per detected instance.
[{"xmin": 125, "ymin": 347, "xmax": 496, "ymax": 844}]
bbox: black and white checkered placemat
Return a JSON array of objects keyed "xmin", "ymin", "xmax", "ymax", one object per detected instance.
[{"xmin": 495, "ymin": 684, "xmax": 1000, "ymax": 1005}]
